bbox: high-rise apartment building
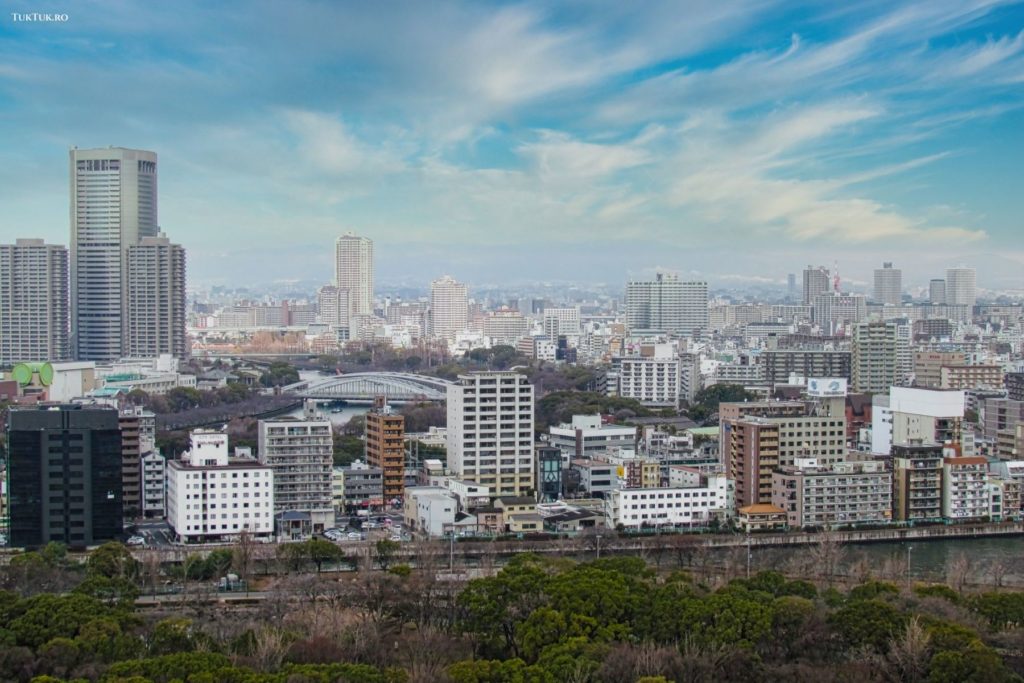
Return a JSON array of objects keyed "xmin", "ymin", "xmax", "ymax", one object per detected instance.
[
  {"xmin": 447, "ymin": 371, "xmax": 535, "ymax": 496},
  {"xmin": 873, "ymin": 262, "xmax": 902, "ymax": 305},
  {"xmin": 929, "ymin": 279, "xmax": 946, "ymax": 305},
  {"xmin": 335, "ymin": 232, "xmax": 373, "ymax": 316},
  {"xmin": 365, "ymin": 399, "xmax": 406, "ymax": 503},
  {"xmin": 812, "ymin": 292, "xmax": 867, "ymax": 333},
  {"xmin": 802, "ymin": 265, "xmax": 831, "ymax": 305},
  {"xmin": 258, "ymin": 416, "xmax": 335, "ymax": 533},
  {"xmin": 317, "ymin": 285, "xmax": 351, "ymax": 329},
  {"xmin": 430, "ymin": 275, "xmax": 469, "ymax": 341},
  {"xmin": 7, "ymin": 405, "xmax": 123, "ymax": 547},
  {"xmin": 125, "ymin": 235, "xmax": 187, "ymax": 359},
  {"xmin": 70, "ymin": 147, "xmax": 158, "ymax": 362},
  {"xmin": 945, "ymin": 267, "xmax": 977, "ymax": 308},
  {"xmin": 852, "ymin": 321, "xmax": 906, "ymax": 393},
  {"xmin": 892, "ymin": 444, "xmax": 943, "ymax": 523},
  {"xmin": 624, "ymin": 273, "xmax": 708, "ymax": 335},
  {"xmin": 542, "ymin": 307, "xmax": 582, "ymax": 337},
  {"xmin": 0, "ymin": 239, "xmax": 70, "ymax": 364}
]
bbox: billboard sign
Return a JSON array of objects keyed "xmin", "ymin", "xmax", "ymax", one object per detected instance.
[{"xmin": 807, "ymin": 377, "xmax": 847, "ymax": 397}]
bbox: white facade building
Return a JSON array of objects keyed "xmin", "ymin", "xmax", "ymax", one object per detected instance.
[
  {"xmin": 166, "ymin": 430, "xmax": 274, "ymax": 543},
  {"xmin": 871, "ymin": 387, "xmax": 967, "ymax": 455},
  {"xmin": 140, "ymin": 450, "xmax": 166, "ymax": 518},
  {"xmin": 616, "ymin": 344, "xmax": 680, "ymax": 407},
  {"xmin": 257, "ymin": 416, "xmax": 335, "ymax": 533},
  {"xmin": 945, "ymin": 267, "xmax": 977, "ymax": 308},
  {"xmin": 0, "ymin": 239, "xmax": 70, "ymax": 364},
  {"xmin": 542, "ymin": 307, "xmax": 582, "ymax": 337},
  {"xmin": 604, "ymin": 474, "xmax": 730, "ymax": 529},
  {"xmin": 548, "ymin": 415, "xmax": 636, "ymax": 466},
  {"xmin": 625, "ymin": 273, "xmax": 708, "ymax": 335},
  {"xmin": 430, "ymin": 275, "xmax": 469, "ymax": 342},
  {"xmin": 335, "ymin": 232, "xmax": 374, "ymax": 316},
  {"xmin": 447, "ymin": 371, "xmax": 535, "ymax": 496},
  {"xmin": 873, "ymin": 262, "xmax": 902, "ymax": 306},
  {"xmin": 403, "ymin": 486, "xmax": 458, "ymax": 537}
]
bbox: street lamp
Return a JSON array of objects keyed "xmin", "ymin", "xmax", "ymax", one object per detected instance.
[{"xmin": 906, "ymin": 545, "xmax": 913, "ymax": 589}]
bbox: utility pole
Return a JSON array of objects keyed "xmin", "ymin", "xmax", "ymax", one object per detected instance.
[
  {"xmin": 746, "ymin": 530, "xmax": 752, "ymax": 579},
  {"xmin": 596, "ymin": 534, "xmax": 601, "ymax": 560},
  {"xmin": 906, "ymin": 544, "xmax": 912, "ymax": 590},
  {"xmin": 449, "ymin": 531, "xmax": 455, "ymax": 571}
]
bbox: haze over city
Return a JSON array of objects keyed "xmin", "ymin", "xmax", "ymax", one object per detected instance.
[{"xmin": 2, "ymin": 0, "xmax": 1024, "ymax": 288}]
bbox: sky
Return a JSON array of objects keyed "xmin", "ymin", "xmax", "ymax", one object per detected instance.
[{"xmin": 1, "ymin": 0, "xmax": 1023, "ymax": 292}]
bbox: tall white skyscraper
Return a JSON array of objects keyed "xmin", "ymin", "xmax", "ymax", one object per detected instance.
[
  {"xmin": 334, "ymin": 233, "xmax": 373, "ymax": 316},
  {"xmin": 447, "ymin": 371, "xmax": 535, "ymax": 496},
  {"xmin": 945, "ymin": 267, "xmax": 977, "ymax": 307},
  {"xmin": 0, "ymin": 239, "xmax": 70, "ymax": 364},
  {"xmin": 929, "ymin": 279, "xmax": 946, "ymax": 305},
  {"xmin": 873, "ymin": 262, "xmax": 902, "ymax": 306},
  {"xmin": 624, "ymin": 273, "xmax": 708, "ymax": 335},
  {"xmin": 70, "ymin": 147, "xmax": 158, "ymax": 361},
  {"xmin": 430, "ymin": 274, "xmax": 469, "ymax": 341},
  {"xmin": 125, "ymin": 235, "xmax": 187, "ymax": 359}
]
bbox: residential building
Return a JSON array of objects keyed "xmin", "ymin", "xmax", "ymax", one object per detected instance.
[
  {"xmin": 125, "ymin": 235, "xmax": 188, "ymax": 359},
  {"xmin": 140, "ymin": 449, "xmax": 166, "ymax": 518},
  {"xmin": 365, "ymin": 398, "xmax": 406, "ymax": 503},
  {"xmin": 940, "ymin": 364, "xmax": 1004, "ymax": 391},
  {"xmin": 982, "ymin": 399, "xmax": 1024, "ymax": 441},
  {"xmin": 726, "ymin": 417, "xmax": 780, "ymax": 508},
  {"xmin": 945, "ymin": 267, "xmax": 976, "ymax": 308},
  {"xmin": 624, "ymin": 273, "xmax": 708, "ymax": 335},
  {"xmin": 873, "ymin": 262, "xmax": 902, "ymax": 306},
  {"xmin": 7, "ymin": 405, "xmax": 123, "ymax": 547},
  {"xmin": 570, "ymin": 459, "xmax": 617, "ymax": 498},
  {"xmin": 331, "ymin": 467, "xmax": 346, "ymax": 513},
  {"xmin": 482, "ymin": 308, "xmax": 530, "ymax": 345},
  {"xmin": 165, "ymin": 430, "xmax": 274, "ymax": 543},
  {"xmin": 542, "ymin": 307, "xmax": 581, "ymax": 337},
  {"xmin": 429, "ymin": 275, "xmax": 469, "ymax": 341},
  {"xmin": 852, "ymin": 321, "xmax": 907, "ymax": 393},
  {"xmin": 772, "ymin": 459, "xmax": 892, "ymax": 529},
  {"xmin": 802, "ymin": 265, "xmax": 831, "ymax": 305},
  {"xmin": 872, "ymin": 387, "xmax": 967, "ymax": 455},
  {"xmin": 892, "ymin": 444, "xmax": 943, "ymax": 523},
  {"xmin": 737, "ymin": 504, "xmax": 788, "ymax": 532},
  {"xmin": 341, "ymin": 459, "xmax": 383, "ymax": 510},
  {"xmin": 403, "ymin": 485, "xmax": 457, "ymax": 537},
  {"xmin": 335, "ymin": 232, "xmax": 373, "ymax": 316},
  {"xmin": 447, "ymin": 371, "xmax": 535, "ymax": 496},
  {"xmin": 0, "ymin": 239, "xmax": 70, "ymax": 365},
  {"xmin": 942, "ymin": 454, "xmax": 989, "ymax": 522},
  {"xmin": 913, "ymin": 351, "xmax": 966, "ymax": 388},
  {"xmin": 761, "ymin": 347, "xmax": 851, "ymax": 386},
  {"xmin": 70, "ymin": 147, "xmax": 158, "ymax": 362},
  {"xmin": 119, "ymin": 407, "xmax": 144, "ymax": 517},
  {"xmin": 547, "ymin": 414, "xmax": 636, "ymax": 466},
  {"xmin": 257, "ymin": 415, "xmax": 334, "ymax": 533},
  {"xmin": 1006, "ymin": 373, "xmax": 1024, "ymax": 402},
  {"xmin": 604, "ymin": 474, "xmax": 729, "ymax": 529},
  {"xmin": 812, "ymin": 292, "xmax": 867, "ymax": 333},
  {"xmin": 615, "ymin": 343, "xmax": 680, "ymax": 407},
  {"xmin": 317, "ymin": 284, "xmax": 350, "ymax": 329},
  {"xmin": 929, "ymin": 279, "xmax": 946, "ymax": 305}
]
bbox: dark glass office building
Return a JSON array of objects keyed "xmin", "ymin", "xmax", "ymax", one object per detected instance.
[
  {"xmin": 7, "ymin": 405, "xmax": 123, "ymax": 547},
  {"xmin": 536, "ymin": 446, "xmax": 563, "ymax": 503}
]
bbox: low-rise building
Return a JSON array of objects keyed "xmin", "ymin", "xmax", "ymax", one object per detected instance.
[
  {"xmin": 892, "ymin": 444, "xmax": 943, "ymax": 523},
  {"xmin": 547, "ymin": 414, "xmax": 636, "ymax": 466},
  {"xmin": 737, "ymin": 504, "xmax": 788, "ymax": 532},
  {"xmin": 940, "ymin": 365, "xmax": 1004, "ymax": 392},
  {"xmin": 942, "ymin": 455, "xmax": 989, "ymax": 521},
  {"xmin": 341, "ymin": 460, "xmax": 383, "ymax": 511},
  {"xmin": 604, "ymin": 474, "xmax": 729, "ymax": 529},
  {"xmin": 772, "ymin": 459, "xmax": 891, "ymax": 529},
  {"xmin": 570, "ymin": 459, "xmax": 617, "ymax": 498},
  {"xmin": 140, "ymin": 449, "xmax": 166, "ymax": 518},
  {"xmin": 403, "ymin": 486, "xmax": 457, "ymax": 537}
]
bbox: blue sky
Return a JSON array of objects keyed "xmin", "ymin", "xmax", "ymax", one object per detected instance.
[{"xmin": 1, "ymin": 0, "xmax": 1023, "ymax": 291}]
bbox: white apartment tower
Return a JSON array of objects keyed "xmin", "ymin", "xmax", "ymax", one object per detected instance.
[
  {"xmin": 945, "ymin": 267, "xmax": 977, "ymax": 308},
  {"xmin": 852, "ymin": 321, "xmax": 909, "ymax": 394},
  {"xmin": 335, "ymin": 232, "xmax": 373, "ymax": 316},
  {"xmin": 873, "ymin": 262, "xmax": 902, "ymax": 306},
  {"xmin": 802, "ymin": 265, "xmax": 831, "ymax": 305},
  {"xmin": 430, "ymin": 275, "xmax": 469, "ymax": 342},
  {"xmin": 0, "ymin": 239, "xmax": 70, "ymax": 364},
  {"xmin": 447, "ymin": 371, "xmax": 535, "ymax": 496},
  {"xmin": 125, "ymin": 235, "xmax": 187, "ymax": 359},
  {"xmin": 258, "ymin": 416, "xmax": 335, "ymax": 533},
  {"xmin": 317, "ymin": 284, "xmax": 351, "ymax": 329},
  {"xmin": 70, "ymin": 147, "xmax": 158, "ymax": 362},
  {"xmin": 542, "ymin": 306, "xmax": 582, "ymax": 338},
  {"xmin": 929, "ymin": 279, "xmax": 946, "ymax": 305},
  {"xmin": 625, "ymin": 273, "xmax": 708, "ymax": 335}
]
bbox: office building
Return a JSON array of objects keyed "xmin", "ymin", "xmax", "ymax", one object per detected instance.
[
  {"xmin": 851, "ymin": 321, "xmax": 907, "ymax": 393},
  {"xmin": 982, "ymin": 398, "xmax": 1024, "ymax": 441},
  {"xmin": 802, "ymin": 265, "xmax": 831, "ymax": 305},
  {"xmin": 0, "ymin": 239, "xmax": 70, "ymax": 365},
  {"xmin": 335, "ymin": 232, "xmax": 373, "ymax": 316},
  {"xmin": 873, "ymin": 262, "xmax": 902, "ymax": 305},
  {"xmin": 125, "ymin": 235, "xmax": 187, "ymax": 359},
  {"xmin": 624, "ymin": 273, "xmax": 708, "ymax": 335},
  {"xmin": 761, "ymin": 347, "xmax": 852, "ymax": 386},
  {"xmin": 340, "ymin": 460, "xmax": 383, "ymax": 510},
  {"xmin": 913, "ymin": 351, "xmax": 966, "ymax": 388},
  {"xmin": 482, "ymin": 308, "xmax": 530, "ymax": 345},
  {"xmin": 70, "ymin": 147, "xmax": 158, "ymax": 361},
  {"xmin": 604, "ymin": 474, "xmax": 730, "ymax": 529},
  {"xmin": 119, "ymin": 407, "xmax": 144, "ymax": 517},
  {"xmin": 945, "ymin": 267, "xmax": 976, "ymax": 308},
  {"xmin": 1006, "ymin": 373, "xmax": 1024, "ymax": 402},
  {"xmin": 365, "ymin": 398, "xmax": 406, "ymax": 503},
  {"xmin": 773, "ymin": 459, "xmax": 891, "ymax": 529},
  {"xmin": 536, "ymin": 446, "xmax": 563, "ymax": 502},
  {"xmin": 929, "ymin": 279, "xmax": 946, "ymax": 305},
  {"xmin": 787, "ymin": 273, "xmax": 797, "ymax": 302},
  {"xmin": 257, "ymin": 416, "xmax": 335, "ymax": 533},
  {"xmin": 166, "ymin": 430, "xmax": 274, "ymax": 543},
  {"xmin": 548, "ymin": 414, "xmax": 636, "ymax": 466},
  {"xmin": 7, "ymin": 405, "xmax": 123, "ymax": 547},
  {"xmin": 871, "ymin": 387, "xmax": 967, "ymax": 455},
  {"xmin": 429, "ymin": 275, "xmax": 469, "ymax": 341},
  {"xmin": 812, "ymin": 292, "xmax": 867, "ymax": 333},
  {"xmin": 542, "ymin": 307, "xmax": 581, "ymax": 337},
  {"xmin": 447, "ymin": 371, "xmax": 535, "ymax": 496}
]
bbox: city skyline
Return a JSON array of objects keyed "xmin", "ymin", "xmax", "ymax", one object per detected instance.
[{"xmin": 2, "ymin": 2, "xmax": 1023, "ymax": 289}]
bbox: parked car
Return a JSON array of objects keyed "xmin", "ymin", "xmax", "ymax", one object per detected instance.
[{"xmin": 127, "ymin": 535, "xmax": 146, "ymax": 546}]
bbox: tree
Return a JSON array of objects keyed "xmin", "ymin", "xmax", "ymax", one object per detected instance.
[
  {"xmin": 86, "ymin": 542, "xmax": 139, "ymax": 580},
  {"xmin": 307, "ymin": 538, "xmax": 345, "ymax": 573},
  {"xmin": 375, "ymin": 539, "xmax": 401, "ymax": 571}
]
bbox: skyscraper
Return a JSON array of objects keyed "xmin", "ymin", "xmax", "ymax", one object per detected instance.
[
  {"xmin": 7, "ymin": 405, "xmax": 123, "ymax": 547},
  {"xmin": 802, "ymin": 265, "xmax": 831, "ymax": 305},
  {"xmin": 335, "ymin": 232, "xmax": 373, "ymax": 316},
  {"xmin": 929, "ymin": 279, "xmax": 946, "ymax": 305},
  {"xmin": 430, "ymin": 274, "xmax": 469, "ymax": 341},
  {"xmin": 624, "ymin": 273, "xmax": 708, "ymax": 335},
  {"xmin": 786, "ymin": 273, "xmax": 797, "ymax": 302},
  {"xmin": 873, "ymin": 262, "xmax": 902, "ymax": 306},
  {"xmin": 0, "ymin": 239, "xmax": 70, "ymax": 364},
  {"xmin": 447, "ymin": 371, "xmax": 535, "ymax": 496},
  {"xmin": 125, "ymin": 235, "xmax": 188, "ymax": 359},
  {"xmin": 946, "ymin": 267, "xmax": 977, "ymax": 307},
  {"xmin": 70, "ymin": 147, "xmax": 158, "ymax": 361}
]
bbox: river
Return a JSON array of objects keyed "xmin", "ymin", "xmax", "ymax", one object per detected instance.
[{"xmin": 284, "ymin": 371, "xmax": 370, "ymax": 427}]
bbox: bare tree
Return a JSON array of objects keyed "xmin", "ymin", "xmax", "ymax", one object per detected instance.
[
  {"xmin": 886, "ymin": 616, "xmax": 931, "ymax": 683},
  {"xmin": 807, "ymin": 529, "xmax": 846, "ymax": 587},
  {"xmin": 252, "ymin": 627, "xmax": 288, "ymax": 673},
  {"xmin": 988, "ymin": 558, "xmax": 1009, "ymax": 590},
  {"xmin": 233, "ymin": 530, "xmax": 255, "ymax": 589},
  {"xmin": 947, "ymin": 552, "xmax": 972, "ymax": 595}
]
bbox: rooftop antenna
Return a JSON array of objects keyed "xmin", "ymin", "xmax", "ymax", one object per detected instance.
[{"xmin": 832, "ymin": 260, "xmax": 841, "ymax": 293}]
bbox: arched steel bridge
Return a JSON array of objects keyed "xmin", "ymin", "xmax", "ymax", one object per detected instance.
[{"xmin": 283, "ymin": 372, "xmax": 453, "ymax": 402}]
